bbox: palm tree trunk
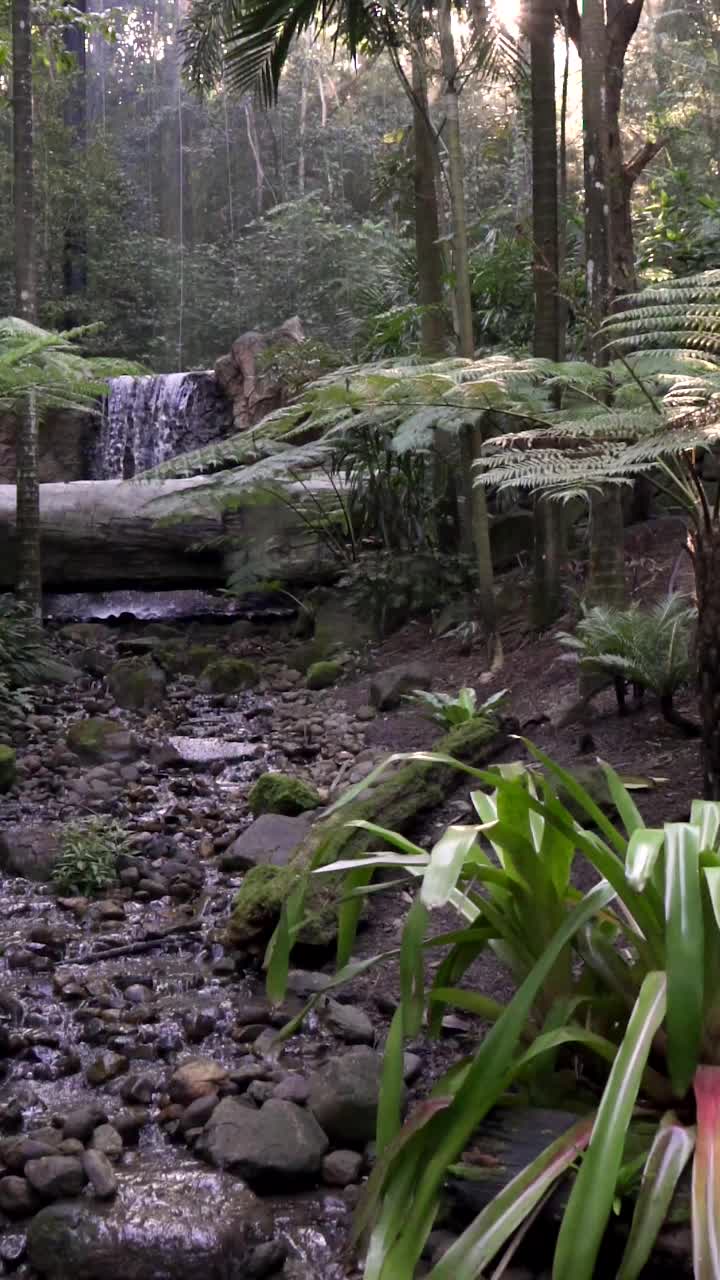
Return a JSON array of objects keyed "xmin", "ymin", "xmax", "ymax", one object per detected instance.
[
  {"xmin": 13, "ymin": 0, "xmax": 41, "ymax": 619},
  {"xmin": 410, "ymin": 36, "xmax": 446, "ymax": 358},
  {"xmin": 62, "ymin": 0, "xmax": 87, "ymax": 326},
  {"xmin": 581, "ymin": 0, "xmax": 611, "ymax": 349},
  {"xmin": 437, "ymin": 0, "xmax": 473, "ymax": 358}
]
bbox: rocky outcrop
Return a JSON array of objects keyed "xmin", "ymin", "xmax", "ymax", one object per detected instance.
[{"xmin": 215, "ymin": 316, "xmax": 305, "ymax": 431}]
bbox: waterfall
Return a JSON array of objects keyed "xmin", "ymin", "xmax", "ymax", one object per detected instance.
[{"xmin": 91, "ymin": 372, "xmax": 232, "ymax": 479}]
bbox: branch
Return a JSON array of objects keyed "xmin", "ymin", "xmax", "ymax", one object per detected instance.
[
  {"xmin": 607, "ymin": 0, "xmax": 645, "ymax": 54},
  {"xmin": 623, "ymin": 136, "xmax": 670, "ymax": 187},
  {"xmin": 556, "ymin": 0, "xmax": 580, "ymax": 50}
]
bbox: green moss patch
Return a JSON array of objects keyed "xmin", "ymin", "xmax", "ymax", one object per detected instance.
[
  {"xmin": 0, "ymin": 744, "xmax": 16, "ymax": 792},
  {"xmin": 200, "ymin": 658, "xmax": 258, "ymax": 693},
  {"xmin": 249, "ymin": 772, "xmax": 322, "ymax": 818}
]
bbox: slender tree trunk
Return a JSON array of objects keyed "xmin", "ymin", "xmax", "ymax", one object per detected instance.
[
  {"xmin": 298, "ymin": 54, "xmax": 309, "ymax": 196},
  {"xmin": 692, "ymin": 531, "xmax": 720, "ymax": 798},
  {"xmin": 13, "ymin": 0, "xmax": 34, "ymax": 322},
  {"xmin": 437, "ymin": 0, "xmax": 473, "ymax": 358},
  {"xmin": 587, "ymin": 486, "xmax": 625, "ymax": 608},
  {"xmin": 460, "ymin": 423, "xmax": 496, "ymax": 635},
  {"xmin": 62, "ymin": 0, "xmax": 87, "ymax": 325},
  {"xmin": 13, "ymin": 0, "xmax": 41, "ymax": 617},
  {"xmin": 410, "ymin": 36, "xmax": 446, "ymax": 357}
]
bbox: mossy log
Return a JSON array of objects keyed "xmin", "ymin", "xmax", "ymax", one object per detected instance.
[{"xmin": 228, "ymin": 716, "xmax": 512, "ymax": 949}]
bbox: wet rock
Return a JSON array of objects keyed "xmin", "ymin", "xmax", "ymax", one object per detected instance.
[
  {"xmin": 90, "ymin": 1125, "xmax": 123, "ymax": 1161},
  {"xmin": 0, "ymin": 1176, "xmax": 36, "ymax": 1217},
  {"xmin": 248, "ymin": 772, "xmax": 321, "ymax": 818},
  {"xmin": 322, "ymin": 998, "xmax": 374, "ymax": 1045},
  {"xmin": 0, "ymin": 1138, "xmax": 61, "ymax": 1171},
  {"xmin": 66, "ymin": 719, "xmax": 138, "ymax": 764},
  {"xmin": 179, "ymin": 1093, "xmax": 219, "ymax": 1132},
  {"xmin": 0, "ymin": 824, "xmax": 61, "ymax": 881},
  {"xmin": 82, "ymin": 1150, "xmax": 118, "ymax": 1199},
  {"xmin": 198, "ymin": 1098, "xmax": 328, "ymax": 1187},
  {"xmin": 119, "ymin": 1071, "xmax": 163, "ymax": 1105},
  {"xmin": 26, "ymin": 1158, "xmax": 275, "ymax": 1280},
  {"xmin": 308, "ymin": 1048, "xmax": 387, "ymax": 1146},
  {"xmin": 404, "ymin": 1052, "xmax": 422, "ymax": 1083},
  {"xmin": 272, "ymin": 1074, "xmax": 310, "ymax": 1105},
  {"xmin": 369, "ymin": 661, "xmax": 433, "ymax": 710},
  {"xmin": 62, "ymin": 1105, "xmax": 108, "ymax": 1143},
  {"xmin": 199, "ymin": 658, "xmax": 257, "ymax": 693},
  {"xmin": 221, "ymin": 813, "xmax": 312, "ymax": 871},
  {"xmin": 183, "ymin": 1007, "xmax": 218, "ymax": 1043},
  {"xmin": 0, "ymin": 1229, "xmax": 27, "ymax": 1265},
  {"xmin": 110, "ymin": 1108, "xmax": 148, "ymax": 1141},
  {"xmin": 169, "ymin": 1057, "xmax": 227, "ymax": 1105},
  {"xmin": 321, "ymin": 1149, "xmax": 363, "ymax": 1187},
  {"xmin": 86, "ymin": 1051, "xmax": 129, "ymax": 1085},
  {"xmin": 306, "ymin": 660, "xmax": 341, "ymax": 690},
  {"xmin": 108, "ymin": 660, "xmax": 166, "ymax": 712},
  {"xmin": 25, "ymin": 1156, "xmax": 86, "ymax": 1200},
  {"xmin": 0, "ymin": 745, "xmax": 16, "ymax": 792}
]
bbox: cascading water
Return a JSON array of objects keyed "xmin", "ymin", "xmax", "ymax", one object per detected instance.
[{"xmin": 90, "ymin": 371, "xmax": 232, "ymax": 479}]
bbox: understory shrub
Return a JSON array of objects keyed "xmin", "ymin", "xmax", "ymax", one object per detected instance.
[
  {"xmin": 262, "ymin": 744, "xmax": 720, "ymax": 1279},
  {"xmin": 52, "ymin": 818, "xmax": 131, "ymax": 895},
  {"xmin": 405, "ymin": 685, "xmax": 509, "ymax": 729}
]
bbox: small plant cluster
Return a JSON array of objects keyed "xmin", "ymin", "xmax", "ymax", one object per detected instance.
[
  {"xmin": 559, "ymin": 593, "xmax": 698, "ymax": 733},
  {"xmin": 52, "ymin": 817, "xmax": 131, "ymax": 896},
  {"xmin": 0, "ymin": 598, "xmax": 68, "ymax": 718},
  {"xmin": 406, "ymin": 685, "xmax": 509, "ymax": 729}
]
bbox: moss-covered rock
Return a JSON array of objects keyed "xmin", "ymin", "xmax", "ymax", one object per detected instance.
[
  {"xmin": 228, "ymin": 864, "xmax": 338, "ymax": 948},
  {"xmin": 229, "ymin": 715, "xmax": 509, "ymax": 950},
  {"xmin": 306, "ymin": 660, "xmax": 341, "ymax": 691},
  {"xmin": 0, "ymin": 744, "xmax": 16, "ymax": 792},
  {"xmin": 66, "ymin": 718, "xmax": 137, "ymax": 763},
  {"xmin": 248, "ymin": 772, "xmax": 322, "ymax": 818},
  {"xmin": 107, "ymin": 659, "xmax": 166, "ymax": 711},
  {"xmin": 200, "ymin": 658, "xmax": 258, "ymax": 694},
  {"xmin": 160, "ymin": 644, "xmax": 219, "ymax": 677}
]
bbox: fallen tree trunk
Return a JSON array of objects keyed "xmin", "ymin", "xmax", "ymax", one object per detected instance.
[
  {"xmin": 0, "ymin": 476, "xmax": 339, "ymax": 591},
  {"xmin": 228, "ymin": 716, "xmax": 513, "ymax": 950}
]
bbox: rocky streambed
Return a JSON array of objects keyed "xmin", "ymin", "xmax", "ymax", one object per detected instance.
[{"xmin": 0, "ymin": 612, "xmax": 414, "ymax": 1279}]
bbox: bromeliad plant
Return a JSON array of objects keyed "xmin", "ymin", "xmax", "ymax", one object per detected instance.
[
  {"xmin": 403, "ymin": 686, "xmax": 509, "ymax": 729},
  {"xmin": 266, "ymin": 744, "xmax": 720, "ymax": 1279}
]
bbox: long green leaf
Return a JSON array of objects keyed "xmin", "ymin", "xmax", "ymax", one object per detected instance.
[
  {"xmin": 665, "ymin": 823, "xmax": 704, "ymax": 1096},
  {"xmin": 373, "ymin": 882, "xmax": 616, "ymax": 1279},
  {"xmin": 377, "ymin": 1008, "xmax": 405, "ymax": 1157},
  {"xmin": 399, "ymin": 898, "xmax": 428, "ymax": 1037},
  {"xmin": 429, "ymin": 1116, "xmax": 594, "ymax": 1280},
  {"xmin": 552, "ymin": 971, "xmax": 668, "ymax": 1280},
  {"xmin": 600, "ymin": 760, "xmax": 645, "ymax": 836},
  {"xmin": 422, "ymin": 825, "xmax": 483, "ymax": 909},
  {"xmin": 691, "ymin": 800, "xmax": 720, "ymax": 852},
  {"xmin": 625, "ymin": 828, "xmax": 665, "ymax": 892},
  {"xmin": 617, "ymin": 1114, "xmax": 695, "ymax": 1280}
]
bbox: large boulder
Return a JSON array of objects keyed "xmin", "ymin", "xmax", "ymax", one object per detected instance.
[
  {"xmin": 107, "ymin": 660, "xmax": 166, "ymax": 711},
  {"xmin": 215, "ymin": 317, "xmax": 305, "ymax": 431},
  {"xmin": 66, "ymin": 718, "xmax": 138, "ymax": 764},
  {"xmin": 26, "ymin": 1156, "xmax": 276, "ymax": 1280},
  {"xmin": 221, "ymin": 813, "xmax": 312, "ymax": 872},
  {"xmin": 0, "ymin": 824, "xmax": 61, "ymax": 881},
  {"xmin": 248, "ymin": 772, "xmax": 322, "ymax": 818},
  {"xmin": 369, "ymin": 661, "xmax": 433, "ymax": 711},
  {"xmin": 197, "ymin": 1097, "xmax": 328, "ymax": 1187},
  {"xmin": 199, "ymin": 658, "xmax": 257, "ymax": 693},
  {"xmin": 307, "ymin": 1048, "xmax": 387, "ymax": 1146}
]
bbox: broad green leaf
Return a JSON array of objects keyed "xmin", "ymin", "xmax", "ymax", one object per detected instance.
[
  {"xmin": 600, "ymin": 760, "xmax": 645, "ymax": 836},
  {"xmin": 617, "ymin": 1114, "xmax": 695, "ymax": 1280},
  {"xmin": 315, "ymin": 853, "xmax": 429, "ymax": 873},
  {"xmin": 377, "ymin": 1008, "xmax": 405, "ymax": 1156},
  {"xmin": 429, "ymin": 987, "xmax": 508, "ymax": 1023},
  {"xmin": 625, "ymin": 827, "xmax": 665, "ymax": 891},
  {"xmin": 552, "ymin": 971, "xmax": 668, "ymax": 1280},
  {"xmin": 429, "ymin": 1116, "xmax": 594, "ymax": 1280},
  {"xmin": 704, "ymin": 866, "xmax": 720, "ymax": 931},
  {"xmin": 692, "ymin": 800, "xmax": 720, "ymax": 851},
  {"xmin": 265, "ymin": 877, "xmax": 307, "ymax": 1003},
  {"xmin": 337, "ymin": 866, "xmax": 374, "ymax": 969},
  {"xmin": 693, "ymin": 1065, "xmax": 720, "ymax": 1280},
  {"xmin": 399, "ymin": 898, "xmax": 428, "ymax": 1037},
  {"xmin": 374, "ymin": 882, "xmax": 616, "ymax": 1279},
  {"xmin": 344, "ymin": 820, "xmax": 427, "ymax": 858},
  {"xmin": 665, "ymin": 823, "xmax": 704, "ymax": 1095},
  {"xmin": 421, "ymin": 825, "xmax": 483, "ymax": 909},
  {"xmin": 520, "ymin": 739, "xmax": 626, "ymax": 854}
]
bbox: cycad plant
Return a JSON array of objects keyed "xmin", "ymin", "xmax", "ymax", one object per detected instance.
[
  {"xmin": 558, "ymin": 593, "xmax": 698, "ymax": 732},
  {"xmin": 268, "ymin": 745, "xmax": 720, "ymax": 1279}
]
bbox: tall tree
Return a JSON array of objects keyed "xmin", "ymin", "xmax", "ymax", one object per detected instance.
[
  {"xmin": 409, "ymin": 29, "xmax": 447, "ymax": 357},
  {"xmin": 62, "ymin": 0, "xmax": 88, "ymax": 324},
  {"xmin": 13, "ymin": 0, "xmax": 42, "ymax": 617},
  {"xmin": 437, "ymin": 0, "xmax": 474, "ymax": 357},
  {"xmin": 528, "ymin": 0, "xmax": 565, "ymax": 626}
]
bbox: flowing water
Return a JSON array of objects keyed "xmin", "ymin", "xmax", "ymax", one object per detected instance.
[{"xmin": 91, "ymin": 373, "xmax": 232, "ymax": 480}]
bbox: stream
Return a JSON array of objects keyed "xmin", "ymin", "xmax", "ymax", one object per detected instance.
[{"xmin": 0, "ymin": 601, "xmax": 372, "ymax": 1278}]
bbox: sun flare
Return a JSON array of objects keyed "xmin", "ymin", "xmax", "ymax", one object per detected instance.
[{"xmin": 493, "ymin": 0, "xmax": 522, "ymax": 34}]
